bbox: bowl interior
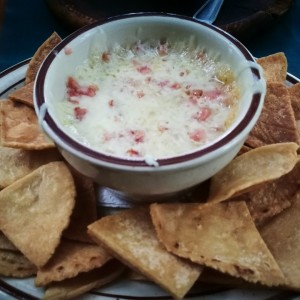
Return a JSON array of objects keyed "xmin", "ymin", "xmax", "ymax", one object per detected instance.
[{"xmin": 36, "ymin": 14, "xmax": 264, "ymax": 166}]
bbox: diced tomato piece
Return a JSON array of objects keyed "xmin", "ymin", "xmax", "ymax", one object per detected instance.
[
  {"xmin": 74, "ymin": 107, "xmax": 87, "ymax": 121},
  {"xmin": 194, "ymin": 107, "xmax": 211, "ymax": 122},
  {"xmin": 127, "ymin": 149, "xmax": 140, "ymax": 156},
  {"xmin": 145, "ymin": 76, "xmax": 152, "ymax": 84},
  {"xmin": 101, "ymin": 51, "xmax": 110, "ymax": 62},
  {"xmin": 137, "ymin": 65, "xmax": 151, "ymax": 74},
  {"xmin": 191, "ymin": 89, "xmax": 203, "ymax": 97},
  {"xmin": 108, "ymin": 99, "xmax": 114, "ymax": 107},
  {"xmin": 189, "ymin": 129, "xmax": 205, "ymax": 142},
  {"xmin": 137, "ymin": 91, "xmax": 145, "ymax": 98},
  {"xmin": 130, "ymin": 130, "xmax": 145, "ymax": 143},
  {"xmin": 202, "ymin": 89, "xmax": 222, "ymax": 100},
  {"xmin": 64, "ymin": 47, "xmax": 73, "ymax": 55},
  {"xmin": 67, "ymin": 76, "xmax": 98, "ymax": 98},
  {"xmin": 170, "ymin": 83, "xmax": 181, "ymax": 90}
]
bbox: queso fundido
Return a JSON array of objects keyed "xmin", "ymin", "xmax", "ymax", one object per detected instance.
[{"xmin": 57, "ymin": 39, "xmax": 240, "ymax": 162}]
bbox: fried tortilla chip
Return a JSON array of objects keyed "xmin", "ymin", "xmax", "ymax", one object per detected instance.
[
  {"xmin": 35, "ymin": 239, "xmax": 112, "ymax": 287},
  {"xmin": 0, "ymin": 231, "xmax": 18, "ymax": 251},
  {"xmin": 241, "ymin": 160, "xmax": 300, "ymax": 226},
  {"xmin": 260, "ymin": 190, "xmax": 300, "ymax": 290},
  {"xmin": 150, "ymin": 201, "xmax": 285, "ymax": 286},
  {"xmin": 8, "ymin": 81, "xmax": 34, "ymax": 107},
  {"xmin": 257, "ymin": 52, "xmax": 287, "ymax": 83},
  {"xmin": 0, "ymin": 100, "xmax": 54, "ymax": 149},
  {"xmin": 0, "ymin": 146, "xmax": 61, "ymax": 189},
  {"xmin": 0, "ymin": 162, "xmax": 76, "ymax": 268},
  {"xmin": 208, "ymin": 143, "xmax": 298, "ymax": 203},
  {"xmin": 25, "ymin": 32, "xmax": 61, "ymax": 84},
  {"xmin": 246, "ymin": 83, "xmax": 300, "ymax": 148},
  {"xmin": 0, "ymin": 249, "xmax": 37, "ymax": 278},
  {"xmin": 288, "ymin": 83, "xmax": 300, "ymax": 120},
  {"xmin": 88, "ymin": 206, "xmax": 202, "ymax": 299},
  {"xmin": 63, "ymin": 167, "xmax": 97, "ymax": 243},
  {"xmin": 44, "ymin": 260, "xmax": 125, "ymax": 300}
]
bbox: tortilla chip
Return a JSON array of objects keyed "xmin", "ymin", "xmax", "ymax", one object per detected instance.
[
  {"xmin": 0, "ymin": 146, "xmax": 61, "ymax": 189},
  {"xmin": 0, "ymin": 231, "xmax": 18, "ymax": 251},
  {"xmin": 260, "ymin": 190, "xmax": 300, "ymax": 290},
  {"xmin": 88, "ymin": 206, "xmax": 202, "ymax": 299},
  {"xmin": 208, "ymin": 143, "xmax": 298, "ymax": 203},
  {"xmin": 242, "ymin": 160, "xmax": 300, "ymax": 226},
  {"xmin": 35, "ymin": 239, "xmax": 112, "ymax": 287},
  {"xmin": 256, "ymin": 52, "xmax": 287, "ymax": 83},
  {"xmin": 44, "ymin": 260, "xmax": 125, "ymax": 300},
  {"xmin": 150, "ymin": 201, "xmax": 284, "ymax": 286},
  {"xmin": 0, "ymin": 162, "xmax": 76, "ymax": 268},
  {"xmin": 25, "ymin": 32, "xmax": 61, "ymax": 84},
  {"xmin": 246, "ymin": 83, "xmax": 300, "ymax": 148},
  {"xmin": 0, "ymin": 100, "xmax": 54, "ymax": 150},
  {"xmin": 288, "ymin": 83, "xmax": 300, "ymax": 120},
  {"xmin": 63, "ymin": 167, "xmax": 97, "ymax": 243},
  {"xmin": 0, "ymin": 249, "xmax": 37, "ymax": 278},
  {"xmin": 8, "ymin": 81, "xmax": 34, "ymax": 107}
]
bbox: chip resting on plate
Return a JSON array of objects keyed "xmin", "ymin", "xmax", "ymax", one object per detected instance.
[
  {"xmin": 256, "ymin": 52, "xmax": 287, "ymax": 83},
  {"xmin": 43, "ymin": 260, "xmax": 125, "ymax": 300},
  {"xmin": 288, "ymin": 82, "xmax": 300, "ymax": 121},
  {"xmin": 259, "ymin": 190, "xmax": 300, "ymax": 290},
  {"xmin": 0, "ymin": 249, "xmax": 37, "ymax": 278},
  {"xmin": 62, "ymin": 167, "xmax": 97, "ymax": 243},
  {"xmin": 246, "ymin": 83, "xmax": 300, "ymax": 148},
  {"xmin": 0, "ymin": 161, "xmax": 76, "ymax": 268},
  {"xmin": 150, "ymin": 201, "xmax": 285, "ymax": 286},
  {"xmin": 8, "ymin": 81, "xmax": 34, "ymax": 107},
  {"xmin": 208, "ymin": 142, "xmax": 298, "ymax": 203},
  {"xmin": 0, "ymin": 100, "xmax": 54, "ymax": 150},
  {"xmin": 35, "ymin": 239, "xmax": 112, "ymax": 287},
  {"xmin": 88, "ymin": 206, "xmax": 202, "ymax": 299},
  {"xmin": 25, "ymin": 32, "xmax": 61, "ymax": 84},
  {"xmin": 0, "ymin": 146, "xmax": 61, "ymax": 189}
]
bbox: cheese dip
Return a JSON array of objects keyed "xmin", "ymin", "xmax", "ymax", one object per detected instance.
[{"xmin": 58, "ymin": 40, "xmax": 240, "ymax": 160}]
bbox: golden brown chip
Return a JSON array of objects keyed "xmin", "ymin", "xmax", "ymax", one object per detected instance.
[
  {"xmin": 288, "ymin": 83, "xmax": 300, "ymax": 120},
  {"xmin": 257, "ymin": 52, "xmax": 287, "ymax": 83},
  {"xmin": 44, "ymin": 260, "xmax": 125, "ymax": 300},
  {"xmin": 88, "ymin": 206, "xmax": 202, "ymax": 299},
  {"xmin": 0, "ymin": 231, "xmax": 18, "ymax": 251},
  {"xmin": 0, "ymin": 146, "xmax": 61, "ymax": 189},
  {"xmin": 25, "ymin": 32, "xmax": 62, "ymax": 84},
  {"xmin": 0, "ymin": 100, "xmax": 54, "ymax": 150},
  {"xmin": 208, "ymin": 142, "xmax": 298, "ymax": 203},
  {"xmin": 260, "ymin": 190, "xmax": 300, "ymax": 290},
  {"xmin": 8, "ymin": 81, "xmax": 34, "ymax": 107},
  {"xmin": 63, "ymin": 167, "xmax": 97, "ymax": 243},
  {"xmin": 35, "ymin": 239, "xmax": 112, "ymax": 287},
  {"xmin": 241, "ymin": 160, "xmax": 300, "ymax": 226},
  {"xmin": 150, "ymin": 201, "xmax": 285, "ymax": 286},
  {"xmin": 0, "ymin": 162, "xmax": 76, "ymax": 268},
  {"xmin": 246, "ymin": 83, "xmax": 300, "ymax": 148},
  {"xmin": 0, "ymin": 249, "xmax": 37, "ymax": 278}
]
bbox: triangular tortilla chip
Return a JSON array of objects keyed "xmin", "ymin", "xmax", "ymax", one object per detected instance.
[
  {"xmin": 0, "ymin": 249, "xmax": 37, "ymax": 278},
  {"xmin": 0, "ymin": 100, "xmax": 54, "ymax": 150},
  {"xmin": 260, "ymin": 190, "xmax": 300, "ymax": 290},
  {"xmin": 150, "ymin": 201, "xmax": 285, "ymax": 286},
  {"xmin": 88, "ymin": 206, "xmax": 202, "ymax": 299},
  {"xmin": 288, "ymin": 83, "xmax": 300, "ymax": 120},
  {"xmin": 8, "ymin": 82, "xmax": 34, "ymax": 107},
  {"xmin": 44, "ymin": 260, "xmax": 125, "ymax": 300},
  {"xmin": 246, "ymin": 83, "xmax": 300, "ymax": 148},
  {"xmin": 25, "ymin": 32, "xmax": 62, "ymax": 84},
  {"xmin": 35, "ymin": 239, "xmax": 112, "ymax": 287},
  {"xmin": 256, "ymin": 52, "xmax": 287, "ymax": 83},
  {"xmin": 0, "ymin": 162, "xmax": 76, "ymax": 268},
  {"xmin": 0, "ymin": 146, "xmax": 61, "ymax": 189},
  {"xmin": 208, "ymin": 142, "xmax": 298, "ymax": 203},
  {"xmin": 63, "ymin": 167, "xmax": 97, "ymax": 243}
]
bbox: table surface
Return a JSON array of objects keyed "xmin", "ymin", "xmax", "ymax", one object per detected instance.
[{"xmin": 0, "ymin": 0, "xmax": 300, "ymax": 78}]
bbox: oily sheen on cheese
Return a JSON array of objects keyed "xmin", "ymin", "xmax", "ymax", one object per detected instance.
[{"xmin": 58, "ymin": 40, "xmax": 240, "ymax": 161}]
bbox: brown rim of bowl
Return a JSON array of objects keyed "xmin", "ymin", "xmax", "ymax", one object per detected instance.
[{"xmin": 34, "ymin": 12, "xmax": 263, "ymax": 167}]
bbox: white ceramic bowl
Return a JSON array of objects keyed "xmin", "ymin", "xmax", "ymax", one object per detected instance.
[{"xmin": 34, "ymin": 13, "xmax": 266, "ymax": 201}]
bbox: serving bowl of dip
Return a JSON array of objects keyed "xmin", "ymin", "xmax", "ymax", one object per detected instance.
[{"xmin": 34, "ymin": 13, "xmax": 266, "ymax": 201}]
